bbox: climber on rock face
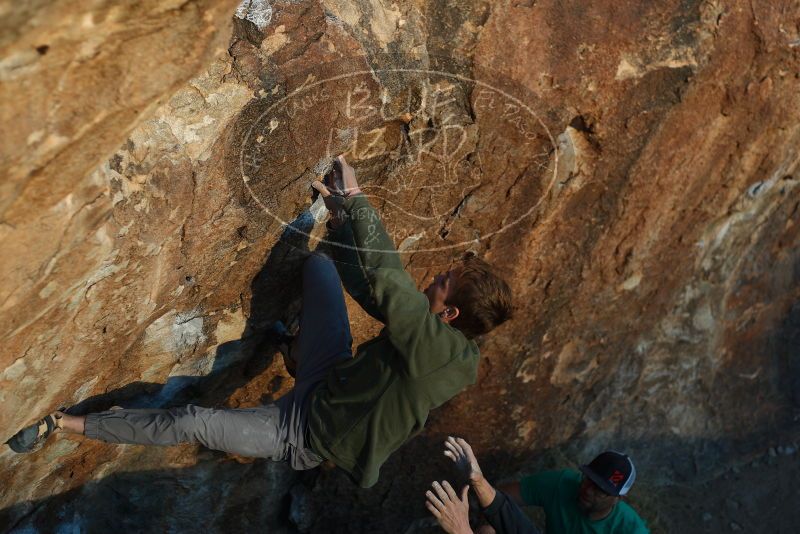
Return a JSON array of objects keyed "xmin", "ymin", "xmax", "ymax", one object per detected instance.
[
  {"xmin": 8, "ymin": 154, "xmax": 514, "ymax": 490},
  {"xmin": 425, "ymin": 437, "xmax": 650, "ymax": 534}
]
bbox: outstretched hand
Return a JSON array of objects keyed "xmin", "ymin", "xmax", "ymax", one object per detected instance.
[
  {"xmin": 445, "ymin": 436, "xmax": 484, "ymax": 483},
  {"xmin": 425, "ymin": 480, "xmax": 473, "ymax": 534}
]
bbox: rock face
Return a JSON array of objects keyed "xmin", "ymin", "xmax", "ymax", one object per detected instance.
[{"xmin": 1, "ymin": 0, "xmax": 799, "ymax": 532}]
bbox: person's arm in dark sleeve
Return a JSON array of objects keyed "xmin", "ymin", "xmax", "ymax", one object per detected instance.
[
  {"xmin": 482, "ymin": 491, "xmax": 542, "ymax": 534},
  {"xmin": 338, "ymin": 193, "xmax": 469, "ymax": 377},
  {"xmin": 325, "ymin": 219, "xmax": 386, "ymax": 323}
]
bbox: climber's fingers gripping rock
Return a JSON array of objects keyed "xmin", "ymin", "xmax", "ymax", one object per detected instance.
[
  {"xmin": 312, "ymin": 154, "xmax": 362, "ymax": 228},
  {"xmin": 336, "ymin": 155, "xmax": 362, "ymax": 197}
]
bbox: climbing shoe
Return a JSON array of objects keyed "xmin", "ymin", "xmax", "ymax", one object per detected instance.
[
  {"xmin": 270, "ymin": 320, "xmax": 298, "ymax": 378},
  {"xmin": 6, "ymin": 411, "xmax": 64, "ymax": 453}
]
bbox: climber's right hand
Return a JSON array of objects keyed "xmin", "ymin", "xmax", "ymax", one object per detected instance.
[
  {"xmin": 311, "ymin": 179, "xmax": 346, "ymax": 226},
  {"xmin": 444, "ymin": 436, "xmax": 484, "ymax": 484},
  {"xmin": 312, "ymin": 154, "xmax": 362, "ymax": 228},
  {"xmin": 336, "ymin": 155, "xmax": 362, "ymax": 197}
]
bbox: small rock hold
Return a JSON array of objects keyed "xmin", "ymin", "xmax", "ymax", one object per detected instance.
[
  {"xmin": 768, "ymin": 447, "xmax": 777, "ymax": 457},
  {"xmin": 747, "ymin": 181, "xmax": 764, "ymax": 198},
  {"xmin": 702, "ymin": 512, "xmax": 713, "ymax": 522},
  {"xmin": 782, "ymin": 445, "xmax": 796, "ymax": 455},
  {"xmin": 730, "ymin": 521, "xmax": 742, "ymax": 531},
  {"xmin": 234, "ymin": 0, "xmax": 273, "ymax": 31}
]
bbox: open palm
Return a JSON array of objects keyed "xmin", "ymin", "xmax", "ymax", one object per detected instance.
[{"xmin": 444, "ymin": 436, "xmax": 483, "ymax": 483}]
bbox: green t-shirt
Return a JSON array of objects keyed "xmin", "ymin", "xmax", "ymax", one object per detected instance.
[{"xmin": 520, "ymin": 469, "xmax": 649, "ymax": 533}]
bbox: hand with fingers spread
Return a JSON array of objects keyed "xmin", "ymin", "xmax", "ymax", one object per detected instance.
[
  {"xmin": 445, "ymin": 436, "xmax": 484, "ymax": 484},
  {"xmin": 425, "ymin": 480, "xmax": 473, "ymax": 534}
]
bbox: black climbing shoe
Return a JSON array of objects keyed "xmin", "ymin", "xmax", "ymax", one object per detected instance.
[
  {"xmin": 270, "ymin": 320, "xmax": 298, "ymax": 378},
  {"xmin": 6, "ymin": 411, "xmax": 64, "ymax": 453}
]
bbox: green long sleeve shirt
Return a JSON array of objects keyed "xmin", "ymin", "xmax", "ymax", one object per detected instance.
[{"xmin": 307, "ymin": 194, "xmax": 480, "ymax": 488}]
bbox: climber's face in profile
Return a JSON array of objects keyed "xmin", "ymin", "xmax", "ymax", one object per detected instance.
[
  {"xmin": 577, "ymin": 476, "xmax": 619, "ymax": 516},
  {"xmin": 424, "ymin": 266, "xmax": 462, "ymax": 323}
]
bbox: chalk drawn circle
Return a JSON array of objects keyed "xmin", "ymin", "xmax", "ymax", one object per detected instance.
[{"xmin": 239, "ymin": 63, "xmax": 558, "ymax": 255}]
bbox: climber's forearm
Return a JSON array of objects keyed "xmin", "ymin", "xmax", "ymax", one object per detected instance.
[{"xmin": 470, "ymin": 474, "xmax": 498, "ymax": 508}]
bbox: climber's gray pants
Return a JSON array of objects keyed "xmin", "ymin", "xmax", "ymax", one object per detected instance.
[{"xmin": 84, "ymin": 252, "xmax": 353, "ymax": 470}]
